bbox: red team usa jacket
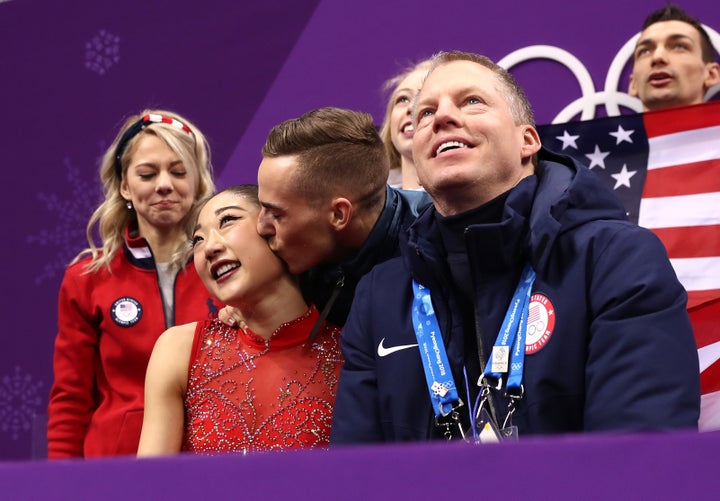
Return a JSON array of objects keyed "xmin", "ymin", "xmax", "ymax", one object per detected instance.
[{"xmin": 48, "ymin": 230, "xmax": 221, "ymax": 458}]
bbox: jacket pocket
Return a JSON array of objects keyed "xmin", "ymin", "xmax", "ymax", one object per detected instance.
[{"xmin": 114, "ymin": 409, "xmax": 144, "ymax": 455}]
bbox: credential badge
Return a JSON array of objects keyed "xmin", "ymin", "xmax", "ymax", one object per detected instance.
[
  {"xmin": 525, "ymin": 293, "xmax": 555, "ymax": 354},
  {"xmin": 110, "ymin": 297, "xmax": 143, "ymax": 327}
]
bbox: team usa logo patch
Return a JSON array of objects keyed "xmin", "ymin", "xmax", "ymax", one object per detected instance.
[
  {"xmin": 525, "ymin": 293, "xmax": 555, "ymax": 354},
  {"xmin": 110, "ymin": 297, "xmax": 143, "ymax": 327}
]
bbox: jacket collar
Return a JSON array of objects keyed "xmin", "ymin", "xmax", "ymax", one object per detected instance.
[
  {"xmin": 403, "ymin": 148, "xmax": 628, "ymax": 279},
  {"xmin": 123, "ymin": 224, "xmax": 156, "ymax": 270},
  {"xmin": 309, "ymin": 185, "xmax": 431, "ymax": 284}
]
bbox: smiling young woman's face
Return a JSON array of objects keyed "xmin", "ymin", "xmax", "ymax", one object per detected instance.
[
  {"xmin": 389, "ymin": 67, "xmax": 428, "ymax": 160},
  {"xmin": 192, "ymin": 191, "xmax": 287, "ymax": 306}
]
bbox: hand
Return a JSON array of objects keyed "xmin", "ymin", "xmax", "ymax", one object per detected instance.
[{"xmin": 217, "ymin": 306, "xmax": 248, "ymax": 331}]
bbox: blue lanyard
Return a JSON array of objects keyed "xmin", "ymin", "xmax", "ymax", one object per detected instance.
[
  {"xmin": 412, "ymin": 263, "xmax": 535, "ymax": 426},
  {"xmin": 482, "ymin": 263, "xmax": 536, "ymax": 393},
  {"xmin": 411, "ymin": 281, "xmax": 461, "ymax": 417}
]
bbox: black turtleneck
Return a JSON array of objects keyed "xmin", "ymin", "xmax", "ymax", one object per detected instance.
[
  {"xmin": 436, "ymin": 191, "xmax": 510, "ymax": 300},
  {"xmin": 431, "ymin": 191, "xmax": 511, "ymax": 436}
]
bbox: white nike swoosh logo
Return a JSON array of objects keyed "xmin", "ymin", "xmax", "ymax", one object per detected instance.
[{"xmin": 377, "ymin": 338, "xmax": 418, "ymax": 357}]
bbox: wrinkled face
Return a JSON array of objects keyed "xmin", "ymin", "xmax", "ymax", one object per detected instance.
[
  {"xmin": 412, "ymin": 60, "xmax": 538, "ymax": 214},
  {"xmin": 630, "ymin": 20, "xmax": 719, "ymax": 111},
  {"xmin": 120, "ymin": 134, "xmax": 197, "ymax": 234},
  {"xmin": 192, "ymin": 191, "xmax": 287, "ymax": 305},
  {"xmin": 389, "ymin": 68, "xmax": 428, "ymax": 161},
  {"xmin": 256, "ymin": 155, "xmax": 336, "ymax": 274}
]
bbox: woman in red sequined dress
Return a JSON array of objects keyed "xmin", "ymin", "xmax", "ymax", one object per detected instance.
[{"xmin": 137, "ymin": 185, "xmax": 343, "ymax": 456}]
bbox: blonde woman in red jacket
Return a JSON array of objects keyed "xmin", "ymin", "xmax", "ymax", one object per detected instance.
[{"xmin": 47, "ymin": 110, "xmax": 220, "ymax": 458}]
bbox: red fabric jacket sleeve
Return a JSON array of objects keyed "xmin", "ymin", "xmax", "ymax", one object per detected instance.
[{"xmin": 47, "ymin": 263, "xmax": 100, "ymax": 458}]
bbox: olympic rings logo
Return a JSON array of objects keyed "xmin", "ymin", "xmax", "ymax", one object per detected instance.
[{"xmin": 497, "ymin": 25, "xmax": 720, "ymax": 123}]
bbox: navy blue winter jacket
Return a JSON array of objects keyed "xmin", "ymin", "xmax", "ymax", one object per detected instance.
[{"xmin": 331, "ymin": 149, "xmax": 700, "ymax": 443}]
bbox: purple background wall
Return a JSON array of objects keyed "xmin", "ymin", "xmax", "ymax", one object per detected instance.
[{"xmin": 0, "ymin": 0, "xmax": 717, "ymax": 461}]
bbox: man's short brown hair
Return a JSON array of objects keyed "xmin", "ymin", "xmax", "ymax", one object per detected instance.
[{"xmin": 262, "ymin": 107, "xmax": 389, "ymax": 208}]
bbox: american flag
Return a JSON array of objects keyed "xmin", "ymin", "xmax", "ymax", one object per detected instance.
[
  {"xmin": 528, "ymin": 303, "xmax": 541, "ymax": 324},
  {"xmin": 537, "ymin": 101, "xmax": 720, "ymax": 431}
]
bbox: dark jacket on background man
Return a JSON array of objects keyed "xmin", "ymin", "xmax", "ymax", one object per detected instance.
[{"xmin": 301, "ymin": 185, "xmax": 431, "ymax": 326}]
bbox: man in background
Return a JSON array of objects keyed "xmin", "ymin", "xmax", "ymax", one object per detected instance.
[
  {"xmin": 629, "ymin": 4, "xmax": 719, "ymax": 110},
  {"xmin": 630, "ymin": 5, "xmax": 720, "ymax": 432}
]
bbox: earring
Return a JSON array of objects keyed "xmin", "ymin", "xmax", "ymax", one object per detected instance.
[{"xmin": 126, "ymin": 200, "xmax": 133, "ymax": 210}]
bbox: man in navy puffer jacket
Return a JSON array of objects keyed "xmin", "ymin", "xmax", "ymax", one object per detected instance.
[{"xmin": 331, "ymin": 51, "xmax": 700, "ymax": 443}]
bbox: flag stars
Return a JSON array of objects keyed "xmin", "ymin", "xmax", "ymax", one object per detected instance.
[
  {"xmin": 585, "ymin": 145, "xmax": 610, "ymax": 169},
  {"xmin": 610, "ymin": 164, "xmax": 637, "ymax": 189},
  {"xmin": 609, "ymin": 125, "xmax": 635, "ymax": 145},
  {"xmin": 556, "ymin": 130, "xmax": 580, "ymax": 150}
]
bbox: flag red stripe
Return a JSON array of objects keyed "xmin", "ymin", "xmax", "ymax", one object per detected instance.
[
  {"xmin": 689, "ymin": 291, "xmax": 720, "ymax": 313},
  {"xmin": 643, "ymin": 159, "xmax": 720, "ymax": 197},
  {"xmin": 651, "ymin": 225, "xmax": 720, "ymax": 259},
  {"xmin": 644, "ymin": 101, "xmax": 720, "ymax": 138},
  {"xmin": 690, "ymin": 290, "xmax": 720, "ymax": 396},
  {"xmin": 689, "ymin": 298, "xmax": 720, "ymax": 348},
  {"xmin": 701, "ymin": 359, "xmax": 720, "ymax": 394}
]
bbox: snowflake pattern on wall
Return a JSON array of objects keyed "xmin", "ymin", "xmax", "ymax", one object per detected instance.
[
  {"xmin": 85, "ymin": 29, "xmax": 120, "ymax": 75},
  {"xmin": 27, "ymin": 156, "xmax": 101, "ymax": 284},
  {"xmin": 0, "ymin": 367, "xmax": 44, "ymax": 441}
]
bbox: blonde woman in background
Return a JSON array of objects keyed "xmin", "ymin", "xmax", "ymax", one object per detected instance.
[
  {"xmin": 380, "ymin": 59, "xmax": 431, "ymax": 190},
  {"xmin": 48, "ymin": 110, "xmax": 220, "ymax": 458}
]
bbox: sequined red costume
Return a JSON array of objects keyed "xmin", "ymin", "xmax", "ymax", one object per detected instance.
[{"xmin": 182, "ymin": 307, "xmax": 342, "ymax": 453}]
